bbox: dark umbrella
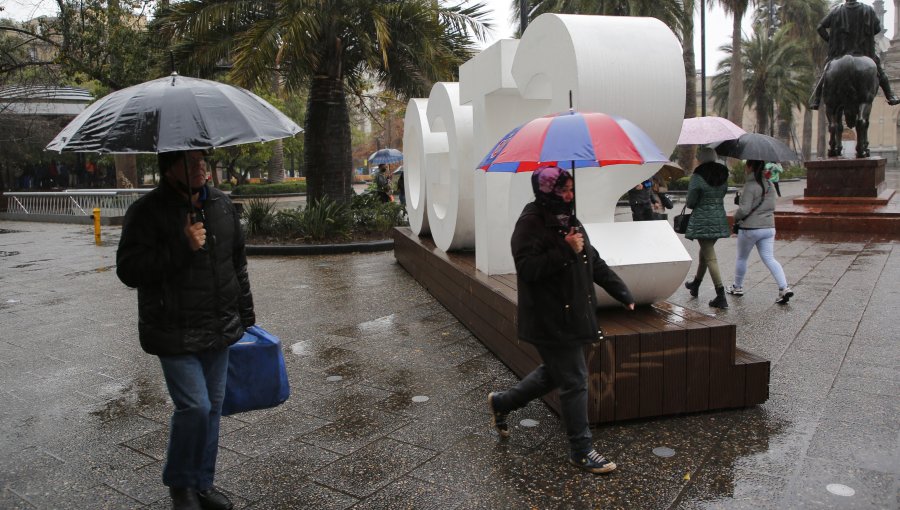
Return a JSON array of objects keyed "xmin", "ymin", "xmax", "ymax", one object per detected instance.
[
  {"xmin": 46, "ymin": 73, "xmax": 301, "ymax": 153},
  {"xmin": 369, "ymin": 148, "xmax": 403, "ymax": 165},
  {"xmin": 713, "ymin": 133, "xmax": 797, "ymax": 162}
]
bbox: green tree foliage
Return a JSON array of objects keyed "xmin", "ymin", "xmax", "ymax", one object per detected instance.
[
  {"xmin": 153, "ymin": 0, "xmax": 492, "ymax": 204},
  {"xmin": 0, "ymin": 1, "xmax": 158, "ymax": 90},
  {"xmin": 512, "ymin": 0, "xmax": 683, "ymax": 35},
  {"xmin": 710, "ymin": 24, "xmax": 812, "ymax": 136}
]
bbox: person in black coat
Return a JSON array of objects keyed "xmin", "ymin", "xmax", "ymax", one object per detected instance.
[
  {"xmin": 487, "ymin": 166, "xmax": 635, "ymax": 474},
  {"xmin": 117, "ymin": 150, "xmax": 254, "ymax": 510}
]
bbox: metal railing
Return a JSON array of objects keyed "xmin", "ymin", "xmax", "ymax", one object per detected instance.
[{"xmin": 4, "ymin": 189, "xmax": 152, "ymax": 217}]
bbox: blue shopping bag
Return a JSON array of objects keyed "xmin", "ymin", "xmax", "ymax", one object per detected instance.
[{"xmin": 222, "ymin": 325, "xmax": 290, "ymax": 416}]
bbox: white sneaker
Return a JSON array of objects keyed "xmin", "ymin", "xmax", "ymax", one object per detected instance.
[
  {"xmin": 726, "ymin": 284, "xmax": 744, "ymax": 296},
  {"xmin": 776, "ymin": 287, "xmax": 794, "ymax": 304}
]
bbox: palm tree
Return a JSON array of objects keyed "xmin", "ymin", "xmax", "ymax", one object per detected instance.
[
  {"xmin": 512, "ymin": 0, "xmax": 683, "ymax": 35},
  {"xmin": 153, "ymin": 0, "xmax": 491, "ymax": 203},
  {"xmin": 710, "ymin": 24, "xmax": 812, "ymax": 137},
  {"xmin": 766, "ymin": 0, "xmax": 830, "ymax": 159},
  {"xmin": 712, "ymin": 0, "xmax": 753, "ymax": 126}
]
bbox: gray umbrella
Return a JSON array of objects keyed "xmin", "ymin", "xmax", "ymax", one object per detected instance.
[
  {"xmin": 46, "ymin": 73, "xmax": 301, "ymax": 154},
  {"xmin": 713, "ymin": 133, "xmax": 797, "ymax": 162}
]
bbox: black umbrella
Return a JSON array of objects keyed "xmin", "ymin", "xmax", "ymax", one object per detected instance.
[
  {"xmin": 713, "ymin": 133, "xmax": 797, "ymax": 162},
  {"xmin": 46, "ymin": 73, "xmax": 301, "ymax": 153}
]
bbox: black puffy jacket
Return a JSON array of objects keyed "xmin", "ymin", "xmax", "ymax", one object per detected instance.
[
  {"xmin": 512, "ymin": 202, "xmax": 633, "ymax": 347},
  {"xmin": 116, "ymin": 181, "xmax": 254, "ymax": 356}
]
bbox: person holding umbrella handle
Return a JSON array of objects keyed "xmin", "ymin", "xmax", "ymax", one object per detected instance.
[
  {"xmin": 488, "ymin": 166, "xmax": 635, "ymax": 475},
  {"xmin": 117, "ymin": 150, "xmax": 254, "ymax": 510}
]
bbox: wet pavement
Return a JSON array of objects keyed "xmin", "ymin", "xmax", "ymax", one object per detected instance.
[{"xmin": 1, "ymin": 177, "xmax": 898, "ymax": 509}]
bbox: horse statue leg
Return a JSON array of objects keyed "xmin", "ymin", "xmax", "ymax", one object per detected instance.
[
  {"xmin": 827, "ymin": 106, "xmax": 843, "ymax": 157},
  {"xmin": 855, "ymin": 102, "xmax": 871, "ymax": 158}
]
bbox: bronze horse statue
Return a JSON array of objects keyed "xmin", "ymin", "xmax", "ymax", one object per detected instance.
[{"xmin": 822, "ymin": 54, "xmax": 879, "ymax": 158}]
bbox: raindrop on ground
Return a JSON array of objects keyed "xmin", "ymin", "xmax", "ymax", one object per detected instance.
[
  {"xmin": 652, "ymin": 447, "xmax": 676, "ymax": 458},
  {"xmin": 826, "ymin": 484, "xmax": 855, "ymax": 497}
]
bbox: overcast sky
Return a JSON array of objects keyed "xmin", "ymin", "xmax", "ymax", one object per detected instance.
[{"xmin": 3, "ymin": 0, "xmax": 895, "ymax": 72}]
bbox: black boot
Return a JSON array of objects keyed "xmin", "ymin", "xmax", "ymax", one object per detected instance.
[
  {"xmin": 684, "ymin": 279, "xmax": 702, "ymax": 297},
  {"xmin": 878, "ymin": 68, "xmax": 900, "ymax": 105},
  {"xmin": 169, "ymin": 488, "xmax": 202, "ymax": 510},
  {"xmin": 708, "ymin": 286, "xmax": 728, "ymax": 309}
]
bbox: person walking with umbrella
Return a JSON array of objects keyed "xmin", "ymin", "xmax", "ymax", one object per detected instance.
[
  {"xmin": 683, "ymin": 147, "xmax": 732, "ymax": 309},
  {"xmin": 487, "ymin": 166, "xmax": 635, "ymax": 474},
  {"xmin": 117, "ymin": 150, "xmax": 254, "ymax": 510},
  {"xmin": 727, "ymin": 160, "xmax": 794, "ymax": 304},
  {"xmin": 373, "ymin": 163, "xmax": 392, "ymax": 202}
]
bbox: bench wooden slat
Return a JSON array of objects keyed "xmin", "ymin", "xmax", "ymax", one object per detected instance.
[{"xmin": 393, "ymin": 227, "xmax": 769, "ymax": 423}]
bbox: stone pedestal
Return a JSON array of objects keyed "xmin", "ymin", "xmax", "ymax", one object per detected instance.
[
  {"xmin": 803, "ymin": 158, "xmax": 886, "ymax": 198},
  {"xmin": 774, "ymin": 157, "xmax": 899, "ymax": 236}
]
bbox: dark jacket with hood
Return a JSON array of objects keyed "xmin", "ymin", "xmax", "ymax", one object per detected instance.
[
  {"xmin": 116, "ymin": 180, "xmax": 254, "ymax": 356},
  {"xmin": 511, "ymin": 202, "xmax": 633, "ymax": 347}
]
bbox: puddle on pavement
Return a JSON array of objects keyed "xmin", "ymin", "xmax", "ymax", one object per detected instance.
[
  {"xmin": 64, "ymin": 265, "xmax": 117, "ymax": 277},
  {"xmin": 90, "ymin": 374, "xmax": 169, "ymax": 422},
  {"xmin": 332, "ymin": 314, "xmax": 400, "ymax": 338},
  {"xmin": 0, "ymin": 251, "xmax": 21, "ymax": 257}
]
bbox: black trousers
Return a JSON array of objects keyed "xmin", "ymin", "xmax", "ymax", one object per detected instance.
[{"xmin": 493, "ymin": 344, "xmax": 591, "ymax": 455}]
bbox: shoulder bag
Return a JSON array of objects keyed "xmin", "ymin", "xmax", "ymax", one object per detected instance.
[
  {"xmin": 732, "ymin": 184, "xmax": 767, "ymax": 234},
  {"xmin": 673, "ymin": 204, "xmax": 691, "ymax": 234}
]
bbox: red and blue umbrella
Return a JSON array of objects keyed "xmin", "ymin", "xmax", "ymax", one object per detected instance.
[{"xmin": 477, "ymin": 110, "xmax": 667, "ymax": 172}]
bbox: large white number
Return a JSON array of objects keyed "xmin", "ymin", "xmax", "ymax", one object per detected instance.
[{"xmin": 402, "ymin": 14, "xmax": 692, "ymax": 304}]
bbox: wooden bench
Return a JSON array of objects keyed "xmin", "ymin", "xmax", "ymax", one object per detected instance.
[{"xmin": 393, "ymin": 227, "xmax": 769, "ymax": 423}]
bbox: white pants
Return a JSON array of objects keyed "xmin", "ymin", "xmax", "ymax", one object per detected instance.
[{"xmin": 734, "ymin": 227, "xmax": 788, "ymax": 290}]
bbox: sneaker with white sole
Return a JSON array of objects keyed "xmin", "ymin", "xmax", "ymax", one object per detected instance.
[
  {"xmin": 569, "ymin": 449, "xmax": 617, "ymax": 474},
  {"xmin": 726, "ymin": 284, "xmax": 744, "ymax": 296},
  {"xmin": 776, "ymin": 287, "xmax": 794, "ymax": 304},
  {"xmin": 487, "ymin": 392, "xmax": 510, "ymax": 438}
]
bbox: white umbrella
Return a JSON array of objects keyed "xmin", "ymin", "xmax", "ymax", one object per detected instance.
[{"xmin": 677, "ymin": 116, "xmax": 746, "ymax": 146}]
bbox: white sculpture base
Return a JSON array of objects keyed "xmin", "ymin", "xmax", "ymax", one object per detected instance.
[{"xmin": 582, "ymin": 221, "xmax": 692, "ymax": 307}]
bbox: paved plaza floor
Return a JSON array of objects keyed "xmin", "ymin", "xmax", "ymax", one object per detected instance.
[{"xmin": 0, "ymin": 179, "xmax": 898, "ymax": 509}]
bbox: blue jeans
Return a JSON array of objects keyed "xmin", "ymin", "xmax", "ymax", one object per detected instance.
[
  {"xmin": 158, "ymin": 347, "xmax": 229, "ymax": 489},
  {"xmin": 492, "ymin": 344, "xmax": 592, "ymax": 456},
  {"xmin": 734, "ymin": 227, "xmax": 788, "ymax": 289}
]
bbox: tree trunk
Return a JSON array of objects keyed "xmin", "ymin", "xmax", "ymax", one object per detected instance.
[
  {"xmin": 305, "ymin": 75, "xmax": 353, "ymax": 204},
  {"xmin": 267, "ymin": 49, "xmax": 285, "ymax": 184},
  {"xmin": 114, "ymin": 154, "xmax": 137, "ymax": 188},
  {"xmin": 727, "ymin": 11, "xmax": 744, "ymax": 126},
  {"xmin": 801, "ymin": 108, "xmax": 813, "ymax": 162},
  {"xmin": 267, "ymin": 140, "xmax": 285, "ymax": 183},
  {"xmin": 678, "ymin": 0, "xmax": 697, "ymax": 174}
]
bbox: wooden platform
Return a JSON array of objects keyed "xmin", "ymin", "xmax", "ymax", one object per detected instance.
[{"xmin": 393, "ymin": 227, "xmax": 770, "ymax": 424}]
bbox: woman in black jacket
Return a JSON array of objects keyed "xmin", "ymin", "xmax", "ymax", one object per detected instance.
[
  {"xmin": 117, "ymin": 150, "xmax": 253, "ymax": 510},
  {"xmin": 487, "ymin": 166, "xmax": 634, "ymax": 474}
]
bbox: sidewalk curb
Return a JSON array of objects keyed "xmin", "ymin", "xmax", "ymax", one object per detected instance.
[{"xmin": 246, "ymin": 239, "xmax": 393, "ymax": 256}]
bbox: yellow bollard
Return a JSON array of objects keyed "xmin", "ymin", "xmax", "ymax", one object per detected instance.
[{"xmin": 93, "ymin": 207, "xmax": 101, "ymax": 245}]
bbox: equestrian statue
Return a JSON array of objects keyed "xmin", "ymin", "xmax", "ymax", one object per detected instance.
[{"xmin": 809, "ymin": 0, "xmax": 899, "ymax": 158}]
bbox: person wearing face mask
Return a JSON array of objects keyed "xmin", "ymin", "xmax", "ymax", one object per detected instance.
[
  {"xmin": 487, "ymin": 166, "xmax": 635, "ymax": 474},
  {"xmin": 117, "ymin": 150, "xmax": 254, "ymax": 510}
]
